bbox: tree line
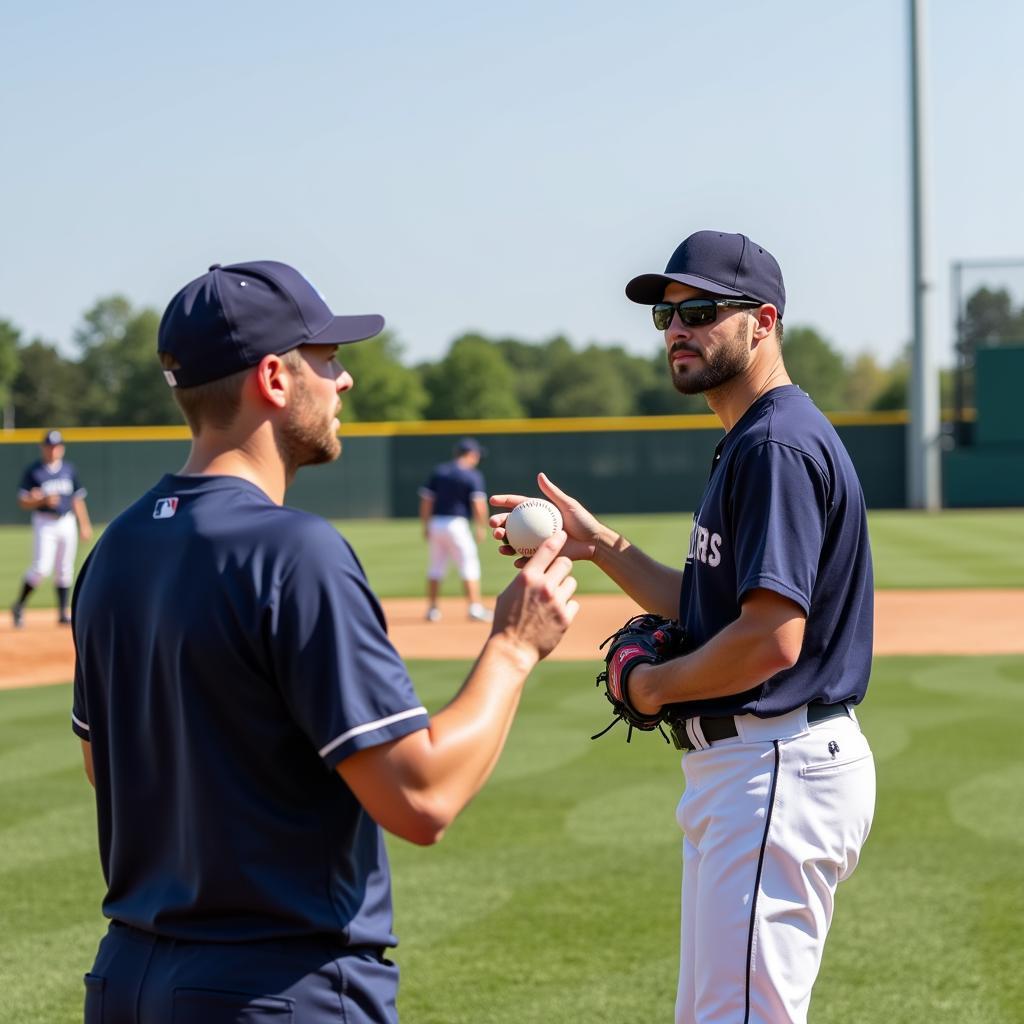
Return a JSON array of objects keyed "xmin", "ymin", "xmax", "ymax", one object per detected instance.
[{"xmin": 1, "ymin": 286, "xmax": 1022, "ymax": 428}]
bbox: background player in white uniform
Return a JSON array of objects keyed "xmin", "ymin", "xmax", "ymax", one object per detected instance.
[
  {"xmin": 419, "ymin": 437, "xmax": 492, "ymax": 622},
  {"xmin": 492, "ymin": 231, "xmax": 875, "ymax": 1023},
  {"xmin": 12, "ymin": 429, "xmax": 93, "ymax": 627}
]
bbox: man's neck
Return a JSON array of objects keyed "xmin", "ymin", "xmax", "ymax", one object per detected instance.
[
  {"xmin": 704, "ymin": 360, "xmax": 792, "ymax": 432},
  {"xmin": 179, "ymin": 425, "xmax": 288, "ymax": 505}
]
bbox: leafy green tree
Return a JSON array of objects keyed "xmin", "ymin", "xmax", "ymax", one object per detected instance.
[
  {"xmin": 495, "ymin": 335, "xmax": 570, "ymax": 417},
  {"xmin": 10, "ymin": 339, "xmax": 84, "ymax": 427},
  {"xmin": 841, "ymin": 352, "xmax": 888, "ymax": 411},
  {"xmin": 781, "ymin": 327, "xmax": 847, "ymax": 410},
  {"xmin": 962, "ymin": 286, "xmax": 1024, "ymax": 349},
  {"xmin": 73, "ymin": 298, "xmax": 178, "ymax": 425},
  {"xmin": 422, "ymin": 336, "xmax": 524, "ymax": 419},
  {"xmin": 110, "ymin": 309, "xmax": 181, "ymax": 425},
  {"xmin": 75, "ymin": 296, "xmax": 137, "ymax": 424},
  {"xmin": 534, "ymin": 344, "xmax": 639, "ymax": 418},
  {"xmin": 0, "ymin": 318, "xmax": 22, "ymax": 420},
  {"xmin": 869, "ymin": 348, "xmax": 951, "ymax": 413},
  {"xmin": 940, "ymin": 367, "xmax": 955, "ymax": 412},
  {"xmin": 337, "ymin": 332, "xmax": 428, "ymax": 422},
  {"xmin": 870, "ymin": 354, "xmax": 910, "ymax": 411}
]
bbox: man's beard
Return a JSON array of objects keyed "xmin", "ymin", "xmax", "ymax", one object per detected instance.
[
  {"xmin": 668, "ymin": 320, "xmax": 750, "ymax": 395},
  {"xmin": 277, "ymin": 376, "xmax": 341, "ymax": 473}
]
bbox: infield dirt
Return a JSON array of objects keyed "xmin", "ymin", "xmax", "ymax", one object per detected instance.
[{"xmin": 2, "ymin": 590, "xmax": 1022, "ymax": 691}]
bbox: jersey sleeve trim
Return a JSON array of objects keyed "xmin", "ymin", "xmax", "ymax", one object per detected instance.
[
  {"xmin": 417, "ymin": 487, "xmax": 435, "ymax": 499},
  {"xmin": 71, "ymin": 712, "xmax": 90, "ymax": 739},
  {"xmin": 318, "ymin": 706, "xmax": 428, "ymax": 759}
]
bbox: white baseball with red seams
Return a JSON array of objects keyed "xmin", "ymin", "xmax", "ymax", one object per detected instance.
[{"xmin": 505, "ymin": 499, "xmax": 562, "ymax": 556}]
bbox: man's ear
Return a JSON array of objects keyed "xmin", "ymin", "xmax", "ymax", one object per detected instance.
[
  {"xmin": 253, "ymin": 354, "xmax": 290, "ymax": 409},
  {"xmin": 751, "ymin": 304, "xmax": 779, "ymax": 344}
]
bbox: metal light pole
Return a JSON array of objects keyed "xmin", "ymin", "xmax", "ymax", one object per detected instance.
[{"xmin": 907, "ymin": 0, "xmax": 941, "ymax": 508}]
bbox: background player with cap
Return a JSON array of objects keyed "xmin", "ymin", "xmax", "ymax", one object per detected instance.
[
  {"xmin": 11, "ymin": 429, "xmax": 92, "ymax": 627},
  {"xmin": 71, "ymin": 260, "xmax": 578, "ymax": 1023},
  {"xmin": 419, "ymin": 436, "xmax": 492, "ymax": 623},
  {"xmin": 491, "ymin": 230, "xmax": 876, "ymax": 1023}
]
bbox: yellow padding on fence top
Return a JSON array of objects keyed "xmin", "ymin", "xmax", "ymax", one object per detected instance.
[{"xmin": 0, "ymin": 410, "xmax": 926, "ymax": 444}]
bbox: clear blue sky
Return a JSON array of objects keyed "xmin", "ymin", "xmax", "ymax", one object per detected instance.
[{"xmin": 2, "ymin": 0, "xmax": 1021, "ymax": 370}]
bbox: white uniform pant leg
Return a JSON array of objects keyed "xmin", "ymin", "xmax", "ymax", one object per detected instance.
[
  {"xmin": 26, "ymin": 513, "xmax": 61, "ymax": 587},
  {"xmin": 426, "ymin": 516, "xmax": 480, "ymax": 582},
  {"xmin": 675, "ymin": 714, "xmax": 875, "ymax": 1024},
  {"xmin": 53, "ymin": 512, "xmax": 79, "ymax": 587}
]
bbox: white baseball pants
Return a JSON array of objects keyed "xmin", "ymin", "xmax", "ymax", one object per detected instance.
[
  {"xmin": 26, "ymin": 511, "xmax": 79, "ymax": 588},
  {"xmin": 426, "ymin": 516, "xmax": 481, "ymax": 581},
  {"xmin": 675, "ymin": 706, "xmax": 875, "ymax": 1024}
]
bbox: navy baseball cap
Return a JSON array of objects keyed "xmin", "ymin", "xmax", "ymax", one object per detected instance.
[
  {"xmin": 42, "ymin": 429, "xmax": 63, "ymax": 446},
  {"xmin": 455, "ymin": 438, "xmax": 485, "ymax": 456},
  {"xmin": 625, "ymin": 231, "xmax": 786, "ymax": 317},
  {"xmin": 158, "ymin": 261, "xmax": 386, "ymax": 388}
]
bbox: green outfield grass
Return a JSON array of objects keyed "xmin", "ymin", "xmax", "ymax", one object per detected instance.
[
  {"xmin": 2, "ymin": 657, "xmax": 1022, "ymax": 1023},
  {"xmin": 1, "ymin": 507, "xmax": 1022, "ymax": 609}
]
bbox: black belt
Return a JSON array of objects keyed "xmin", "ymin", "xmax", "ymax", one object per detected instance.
[{"xmin": 668, "ymin": 702, "xmax": 852, "ymax": 752}]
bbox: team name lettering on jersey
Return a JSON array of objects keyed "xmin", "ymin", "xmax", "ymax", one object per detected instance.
[
  {"xmin": 40, "ymin": 478, "xmax": 74, "ymax": 497},
  {"xmin": 686, "ymin": 517, "xmax": 722, "ymax": 567},
  {"xmin": 153, "ymin": 497, "xmax": 179, "ymax": 519}
]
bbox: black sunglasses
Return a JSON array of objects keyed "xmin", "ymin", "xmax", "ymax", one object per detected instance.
[{"xmin": 651, "ymin": 298, "xmax": 762, "ymax": 331}]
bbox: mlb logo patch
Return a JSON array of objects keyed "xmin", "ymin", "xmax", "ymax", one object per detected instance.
[{"xmin": 153, "ymin": 497, "xmax": 179, "ymax": 520}]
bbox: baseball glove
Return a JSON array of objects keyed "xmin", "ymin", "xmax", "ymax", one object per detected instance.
[{"xmin": 593, "ymin": 613, "xmax": 688, "ymax": 743}]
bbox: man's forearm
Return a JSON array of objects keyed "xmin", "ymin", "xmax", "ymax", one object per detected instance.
[
  {"xmin": 631, "ymin": 594, "xmax": 806, "ymax": 710},
  {"xmin": 341, "ymin": 633, "xmax": 538, "ymax": 844},
  {"xmin": 419, "ymin": 633, "xmax": 538, "ymax": 811},
  {"xmin": 591, "ymin": 525, "xmax": 682, "ymax": 619}
]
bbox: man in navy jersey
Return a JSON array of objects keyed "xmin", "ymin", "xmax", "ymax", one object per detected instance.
[
  {"xmin": 419, "ymin": 437, "xmax": 492, "ymax": 623},
  {"xmin": 71, "ymin": 261, "xmax": 578, "ymax": 1023},
  {"xmin": 12, "ymin": 429, "xmax": 93, "ymax": 627},
  {"xmin": 492, "ymin": 231, "xmax": 875, "ymax": 1023}
]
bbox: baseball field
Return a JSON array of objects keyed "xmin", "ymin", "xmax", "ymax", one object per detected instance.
[{"xmin": 2, "ymin": 509, "xmax": 1023, "ymax": 1022}]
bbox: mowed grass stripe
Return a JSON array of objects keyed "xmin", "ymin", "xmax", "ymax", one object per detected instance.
[
  {"xmin": 3, "ymin": 661, "xmax": 1024, "ymax": 1023},
  {"xmin": 1, "ymin": 509, "xmax": 1023, "ymax": 606},
  {"xmin": 868, "ymin": 509, "xmax": 1024, "ymax": 588}
]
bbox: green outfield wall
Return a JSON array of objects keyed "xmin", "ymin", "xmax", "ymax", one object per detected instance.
[
  {"xmin": 0, "ymin": 415, "xmax": 917, "ymax": 524},
  {"xmin": 941, "ymin": 345, "xmax": 1024, "ymax": 507}
]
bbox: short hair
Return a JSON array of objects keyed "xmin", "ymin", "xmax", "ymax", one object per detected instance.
[{"xmin": 159, "ymin": 349, "xmax": 305, "ymax": 432}]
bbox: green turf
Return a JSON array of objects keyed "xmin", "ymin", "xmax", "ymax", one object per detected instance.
[
  {"xmin": 1, "ymin": 508, "xmax": 1022, "ymax": 607},
  {"xmin": 3, "ymin": 657, "xmax": 1022, "ymax": 1023}
]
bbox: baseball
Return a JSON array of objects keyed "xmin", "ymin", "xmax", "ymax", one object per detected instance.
[{"xmin": 504, "ymin": 498, "xmax": 563, "ymax": 556}]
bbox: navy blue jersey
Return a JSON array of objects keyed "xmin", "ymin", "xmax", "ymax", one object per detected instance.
[
  {"xmin": 418, "ymin": 461, "xmax": 486, "ymax": 519},
  {"xmin": 676, "ymin": 385, "xmax": 873, "ymax": 719},
  {"xmin": 18, "ymin": 459, "xmax": 86, "ymax": 516},
  {"xmin": 71, "ymin": 474, "xmax": 429, "ymax": 945}
]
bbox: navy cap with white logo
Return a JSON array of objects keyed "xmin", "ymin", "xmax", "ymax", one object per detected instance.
[
  {"xmin": 158, "ymin": 261, "xmax": 385, "ymax": 388},
  {"xmin": 625, "ymin": 231, "xmax": 786, "ymax": 317},
  {"xmin": 42, "ymin": 429, "xmax": 63, "ymax": 446}
]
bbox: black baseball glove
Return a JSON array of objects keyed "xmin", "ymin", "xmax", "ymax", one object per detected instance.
[{"xmin": 593, "ymin": 613, "xmax": 688, "ymax": 742}]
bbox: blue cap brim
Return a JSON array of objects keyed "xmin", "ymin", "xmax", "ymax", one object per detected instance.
[
  {"xmin": 625, "ymin": 273, "xmax": 746, "ymax": 305},
  {"xmin": 311, "ymin": 313, "xmax": 386, "ymax": 345}
]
